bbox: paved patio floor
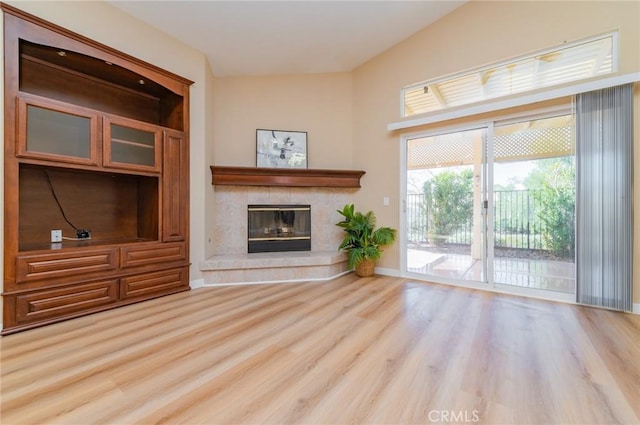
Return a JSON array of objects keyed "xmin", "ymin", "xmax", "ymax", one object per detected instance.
[{"xmin": 407, "ymin": 249, "xmax": 575, "ymax": 293}]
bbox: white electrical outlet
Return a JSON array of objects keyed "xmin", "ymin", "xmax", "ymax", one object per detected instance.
[{"xmin": 51, "ymin": 229, "xmax": 62, "ymax": 243}]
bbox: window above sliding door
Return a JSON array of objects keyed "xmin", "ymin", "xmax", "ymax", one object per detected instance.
[{"xmin": 402, "ymin": 33, "xmax": 616, "ymax": 117}]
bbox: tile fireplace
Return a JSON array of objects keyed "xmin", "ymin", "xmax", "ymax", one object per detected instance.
[{"xmin": 201, "ymin": 186, "xmax": 353, "ymax": 286}]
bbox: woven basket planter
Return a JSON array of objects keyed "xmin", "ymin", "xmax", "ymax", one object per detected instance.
[{"xmin": 355, "ymin": 259, "xmax": 376, "ymax": 277}]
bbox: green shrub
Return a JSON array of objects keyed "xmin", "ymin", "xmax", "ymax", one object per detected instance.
[{"xmin": 423, "ymin": 169, "xmax": 473, "ymax": 245}]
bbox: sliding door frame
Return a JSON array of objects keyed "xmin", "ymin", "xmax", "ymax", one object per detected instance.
[
  {"xmin": 400, "ymin": 122, "xmax": 491, "ymax": 292},
  {"xmin": 400, "ymin": 104, "xmax": 576, "ymax": 304}
]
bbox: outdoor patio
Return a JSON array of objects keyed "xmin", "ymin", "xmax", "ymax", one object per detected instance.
[{"xmin": 407, "ymin": 248, "xmax": 576, "ymax": 293}]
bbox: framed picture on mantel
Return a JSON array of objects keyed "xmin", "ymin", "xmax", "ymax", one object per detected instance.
[{"xmin": 256, "ymin": 129, "xmax": 307, "ymax": 168}]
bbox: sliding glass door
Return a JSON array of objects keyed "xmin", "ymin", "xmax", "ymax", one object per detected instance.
[
  {"xmin": 492, "ymin": 115, "xmax": 576, "ymax": 294},
  {"xmin": 405, "ymin": 127, "xmax": 488, "ymax": 283},
  {"xmin": 404, "ymin": 113, "xmax": 576, "ymax": 298}
]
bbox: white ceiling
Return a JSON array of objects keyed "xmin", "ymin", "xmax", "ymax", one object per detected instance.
[{"xmin": 109, "ymin": 1, "xmax": 466, "ymax": 77}]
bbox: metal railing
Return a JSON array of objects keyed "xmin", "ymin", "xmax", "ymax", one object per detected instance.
[{"xmin": 407, "ymin": 190, "xmax": 548, "ymax": 250}]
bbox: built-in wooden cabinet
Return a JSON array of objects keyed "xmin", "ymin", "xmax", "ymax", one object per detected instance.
[
  {"xmin": 18, "ymin": 93, "xmax": 166, "ymax": 172},
  {"xmin": 163, "ymin": 131, "xmax": 189, "ymax": 242},
  {"xmin": 103, "ymin": 115, "xmax": 163, "ymax": 173},
  {"xmin": 17, "ymin": 94, "xmax": 100, "ymax": 166},
  {"xmin": 2, "ymin": 5, "xmax": 193, "ymax": 334}
]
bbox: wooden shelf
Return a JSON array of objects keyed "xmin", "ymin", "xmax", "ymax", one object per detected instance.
[{"xmin": 210, "ymin": 166, "xmax": 365, "ymax": 188}]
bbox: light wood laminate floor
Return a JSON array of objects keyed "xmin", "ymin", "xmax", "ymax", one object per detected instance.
[{"xmin": 1, "ymin": 274, "xmax": 639, "ymax": 425}]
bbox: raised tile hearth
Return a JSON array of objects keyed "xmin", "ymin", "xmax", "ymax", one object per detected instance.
[{"xmin": 200, "ymin": 250, "xmax": 349, "ymax": 285}]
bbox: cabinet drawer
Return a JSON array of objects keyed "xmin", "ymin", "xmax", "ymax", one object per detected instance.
[
  {"xmin": 120, "ymin": 242, "xmax": 186, "ymax": 268},
  {"xmin": 16, "ymin": 280, "xmax": 118, "ymax": 324},
  {"xmin": 16, "ymin": 248, "xmax": 118, "ymax": 283},
  {"xmin": 121, "ymin": 268, "xmax": 188, "ymax": 300}
]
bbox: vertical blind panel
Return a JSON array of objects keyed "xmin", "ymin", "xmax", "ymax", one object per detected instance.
[{"xmin": 576, "ymin": 84, "xmax": 633, "ymax": 311}]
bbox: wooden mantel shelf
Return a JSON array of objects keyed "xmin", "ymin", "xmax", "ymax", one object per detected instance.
[{"xmin": 210, "ymin": 166, "xmax": 365, "ymax": 188}]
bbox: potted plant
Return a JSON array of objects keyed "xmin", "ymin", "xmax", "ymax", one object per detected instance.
[{"xmin": 336, "ymin": 204, "xmax": 397, "ymax": 277}]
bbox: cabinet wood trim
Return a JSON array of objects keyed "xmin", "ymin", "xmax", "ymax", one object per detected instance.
[
  {"xmin": 1, "ymin": 5, "xmax": 194, "ymax": 93},
  {"xmin": 16, "ymin": 249, "xmax": 118, "ymax": 283},
  {"xmin": 210, "ymin": 166, "xmax": 366, "ymax": 188},
  {"xmin": 15, "ymin": 279, "xmax": 118, "ymax": 324}
]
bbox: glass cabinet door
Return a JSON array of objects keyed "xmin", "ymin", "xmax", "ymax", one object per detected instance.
[
  {"xmin": 18, "ymin": 96, "xmax": 98, "ymax": 165},
  {"xmin": 103, "ymin": 117, "xmax": 162, "ymax": 172}
]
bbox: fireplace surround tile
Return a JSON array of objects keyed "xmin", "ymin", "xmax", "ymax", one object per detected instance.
[
  {"xmin": 211, "ymin": 186, "xmax": 353, "ymax": 256},
  {"xmin": 204, "ymin": 186, "xmax": 355, "ymax": 284}
]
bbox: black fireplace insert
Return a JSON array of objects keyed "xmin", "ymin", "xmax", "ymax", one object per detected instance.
[{"xmin": 247, "ymin": 205, "xmax": 311, "ymax": 253}]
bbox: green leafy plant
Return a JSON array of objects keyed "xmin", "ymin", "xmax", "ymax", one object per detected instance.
[
  {"xmin": 526, "ymin": 157, "xmax": 575, "ymax": 258},
  {"xmin": 336, "ymin": 204, "xmax": 397, "ymax": 269}
]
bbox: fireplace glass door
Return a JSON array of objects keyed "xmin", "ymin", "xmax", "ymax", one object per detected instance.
[{"xmin": 248, "ymin": 205, "xmax": 311, "ymax": 253}]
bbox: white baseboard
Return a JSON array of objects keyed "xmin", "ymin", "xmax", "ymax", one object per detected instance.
[
  {"xmin": 374, "ymin": 267, "xmax": 401, "ymax": 277},
  {"xmin": 202, "ymin": 270, "xmax": 352, "ymax": 287},
  {"xmin": 193, "ymin": 272, "xmax": 640, "ymax": 315},
  {"xmin": 190, "ymin": 278, "xmax": 204, "ymax": 289}
]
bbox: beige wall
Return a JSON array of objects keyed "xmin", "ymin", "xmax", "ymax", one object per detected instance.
[
  {"xmin": 352, "ymin": 0, "xmax": 640, "ymax": 303},
  {"xmin": 204, "ymin": 60, "xmax": 218, "ymax": 259},
  {"xmin": 212, "ymin": 73, "xmax": 353, "ymax": 169},
  {"xmin": 209, "ymin": 73, "xmax": 354, "ymax": 258}
]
